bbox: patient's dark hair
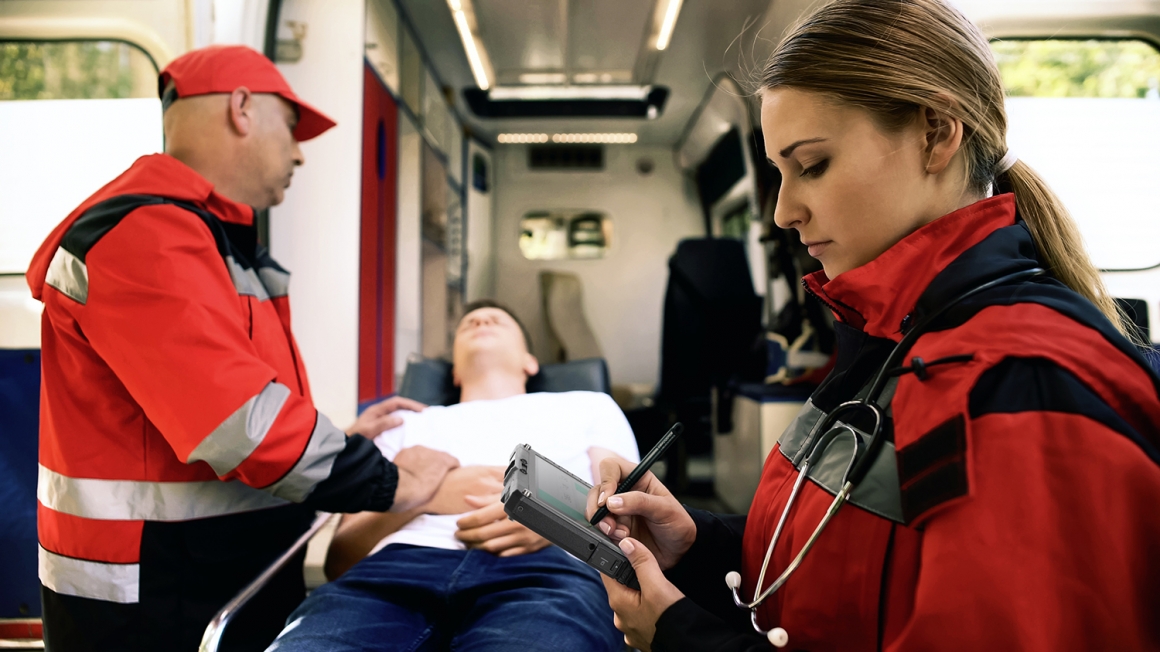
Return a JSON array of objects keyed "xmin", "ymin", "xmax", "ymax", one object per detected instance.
[{"xmin": 461, "ymin": 300, "xmax": 533, "ymax": 351}]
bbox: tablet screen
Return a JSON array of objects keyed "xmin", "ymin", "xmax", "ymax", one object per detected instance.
[{"xmin": 535, "ymin": 459, "xmax": 598, "ymax": 530}]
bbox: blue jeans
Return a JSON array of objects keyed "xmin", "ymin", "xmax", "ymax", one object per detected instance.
[{"xmin": 266, "ymin": 544, "xmax": 623, "ymax": 652}]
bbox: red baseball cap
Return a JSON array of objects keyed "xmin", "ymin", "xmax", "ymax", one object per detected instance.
[{"xmin": 159, "ymin": 45, "xmax": 336, "ymax": 141}]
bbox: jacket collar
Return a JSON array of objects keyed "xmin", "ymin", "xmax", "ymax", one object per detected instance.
[
  {"xmin": 120, "ymin": 154, "xmax": 255, "ymax": 226},
  {"xmin": 803, "ymin": 194, "xmax": 1022, "ymax": 342}
]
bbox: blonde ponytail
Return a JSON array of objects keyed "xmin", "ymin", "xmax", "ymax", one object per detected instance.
[
  {"xmin": 761, "ymin": 0, "xmax": 1136, "ymax": 340},
  {"xmin": 1000, "ymin": 161, "xmax": 1135, "ymax": 338}
]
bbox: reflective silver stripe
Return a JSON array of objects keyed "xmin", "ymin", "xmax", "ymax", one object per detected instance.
[
  {"xmin": 45, "ymin": 247, "xmax": 89, "ymax": 304},
  {"xmin": 189, "ymin": 382, "xmax": 291, "ymax": 476},
  {"xmin": 38, "ymin": 465, "xmax": 288, "ymax": 521},
  {"xmin": 226, "ymin": 255, "xmax": 270, "ymax": 301},
  {"xmin": 39, "ymin": 546, "xmax": 139, "ymax": 604},
  {"xmin": 258, "ymin": 266, "xmax": 290, "ymax": 298},
  {"xmin": 263, "ymin": 413, "xmax": 347, "ymax": 502}
]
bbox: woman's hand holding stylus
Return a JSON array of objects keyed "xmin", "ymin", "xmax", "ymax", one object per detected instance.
[{"xmin": 585, "ymin": 456, "xmax": 696, "ymax": 571}]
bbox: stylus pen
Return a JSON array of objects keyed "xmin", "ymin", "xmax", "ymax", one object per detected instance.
[{"xmin": 590, "ymin": 422, "xmax": 684, "ymax": 525}]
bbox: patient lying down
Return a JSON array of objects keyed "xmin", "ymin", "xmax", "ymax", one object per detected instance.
[{"xmin": 267, "ymin": 300, "xmax": 639, "ymax": 652}]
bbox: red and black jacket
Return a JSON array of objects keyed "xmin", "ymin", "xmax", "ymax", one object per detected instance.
[
  {"xmin": 27, "ymin": 154, "xmax": 398, "ymax": 650},
  {"xmin": 654, "ymin": 195, "xmax": 1160, "ymax": 651}
]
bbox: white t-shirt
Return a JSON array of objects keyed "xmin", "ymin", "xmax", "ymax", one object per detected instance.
[{"xmin": 371, "ymin": 391, "xmax": 640, "ymax": 553}]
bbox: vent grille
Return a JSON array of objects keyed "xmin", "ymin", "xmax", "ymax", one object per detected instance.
[{"xmin": 528, "ymin": 145, "xmax": 604, "ymax": 170}]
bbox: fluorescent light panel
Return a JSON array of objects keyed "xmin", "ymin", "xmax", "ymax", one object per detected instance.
[
  {"xmin": 656, "ymin": 0, "xmax": 684, "ymax": 50},
  {"xmin": 488, "ymin": 85, "xmax": 650, "ymax": 101},
  {"xmin": 518, "ymin": 73, "xmax": 568, "ymax": 84},
  {"xmin": 447, "ymin": 0, "xmax": 490, "ymax": 90},
  {"xmin": 497, "ymin": 133, "xmax": 638, "ymax": 144}
]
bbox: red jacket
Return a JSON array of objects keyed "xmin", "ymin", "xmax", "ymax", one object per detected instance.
[
  {"xmin": 28, "ymin": 154, "xmax": 397, "ymax": 650},
  {"xmin": 654, "ymin": 195, "xmax": 1160, "ymax": 651}
]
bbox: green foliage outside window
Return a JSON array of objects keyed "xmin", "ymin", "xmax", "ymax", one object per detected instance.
[
  {"xmin": 0, "ymin": 41, "xmax": 156, "ymax": 101},
  {"xmin": 992, "ymin": 39, "xmax": 1160, "ymax": 99}
]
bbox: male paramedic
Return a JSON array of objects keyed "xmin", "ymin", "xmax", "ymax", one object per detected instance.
[
  {"xmin": 27, "ymin": 45, "xmax": 458, "ymax": 652},
  {"xmin": 266, "ymin": 301, "xmax": 639, "ymax": 652}
]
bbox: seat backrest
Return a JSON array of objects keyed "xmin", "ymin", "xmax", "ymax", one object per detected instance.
[
  {"xmin": 540, "ymin": 271, "xmax": 602, "ymax": 364},
  {"xmin": 396, "ymin": 356, "xmax": 612, "ymax": 407},
  {"xmin": 658, "ymin": 238, "xmax": 764, "ymax": 404}
]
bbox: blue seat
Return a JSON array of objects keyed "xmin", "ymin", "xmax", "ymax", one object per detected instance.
[
  {"xmin": 396, "ymin": 356, "xmax": 612, "ymax": 407},
  {"xmin": 0, "ymin": 349, "xmax": 42, "ymax": 619}
]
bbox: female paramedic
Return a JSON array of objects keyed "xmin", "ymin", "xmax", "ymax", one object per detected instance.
[{"xmin": 587, "ymin": 0, "xmax": 1160, "ymax": 650}]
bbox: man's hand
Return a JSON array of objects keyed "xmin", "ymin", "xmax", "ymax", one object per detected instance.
[
  {"xmin": 423, "ymin": 466, "xmax": 504, "ymax": 515},
  {"xmin": 455, "ymin": 494, "xmax": 550, "ymax": 557},
  {"xmin": 390, "ymin": 445, "xmax": 459, "ymax": 513},
  {"xmin": 603, "ymin": 537, "xmax": 685, "ymax": 652},
  {"xmin": 346, "ymin": 396, "xmax": 426, "ymax": 436}
]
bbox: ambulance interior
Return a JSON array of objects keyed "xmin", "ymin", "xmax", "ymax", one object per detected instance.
[{"xmin": 3, "ymin": 0, "xmax": 1160, "ymax": 647}]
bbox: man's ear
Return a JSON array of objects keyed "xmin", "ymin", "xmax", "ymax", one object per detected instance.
[
  {"xmin": 920, "ymin": 96, "xmax": 964, "ymax": 176},
  {"xmin": 228, "ymin": 86, "xmax": 254, "ymax": 136},
  {"xmin": 523, "ymin": 352, "xmax": 539, "ymax": 379}
]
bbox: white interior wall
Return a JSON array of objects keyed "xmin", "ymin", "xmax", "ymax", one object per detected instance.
[
  {"xmin": 269, "ymin": 0, "xmax": 363, "ymax": 427},
  {"xmin": 395, "ymin": 116, "xmax": 424, "ymax": 381},
  {"xmin": 492, "ymin": 145, "xmax": 703, "ymax": 389}
]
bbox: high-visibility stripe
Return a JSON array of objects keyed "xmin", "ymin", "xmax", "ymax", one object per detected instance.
[
  {"xmin": 39, "ymin": 546, "xmax": 139, "ymax": 604},
  {"xmin": 38, "ymin": 502, "xmax": 143, "ymax": 564},
  {"xmin": 38, "ymin": 465, "xmax": 287, "ymax": 522},
  {"xmin": 227, "ymin": 255, "xmax": 270, "ymax": 300},
  {"xmin": 263, "ymin": 413, "xmax": 347, "ymax": 502},
  {"xmin": 258, "ymin": 266, "xmax": 290, "ymax": 298},
  {"xmin": 189, "ymin": 382, "xmax": 291, "ymax": 476},
  {"xmin": 45, "ymin": 247, "xmax": 88, "ymax": 304}
]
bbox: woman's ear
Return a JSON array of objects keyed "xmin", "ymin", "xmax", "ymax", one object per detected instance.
[{"xmin": 920, "ymin": 97, "xmax": 964, "ymax": 175}]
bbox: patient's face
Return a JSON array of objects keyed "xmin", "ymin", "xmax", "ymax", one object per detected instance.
[{"xmin": 452, "ymin": 308, "xmax": 537, "ymax": 381}]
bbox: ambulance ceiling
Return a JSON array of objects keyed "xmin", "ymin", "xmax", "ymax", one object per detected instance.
[{"xmin": 398, "ymin": 0, "xmax": 778, "ymax": 146}]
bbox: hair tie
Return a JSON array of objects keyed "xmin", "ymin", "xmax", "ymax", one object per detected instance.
[{"xmin": 995, "ymin": 150, "xmax": 1018, "ymax": 176}]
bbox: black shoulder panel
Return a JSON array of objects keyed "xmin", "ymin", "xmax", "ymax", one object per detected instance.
[
  {"xmin": 61, "ymin": 194, "xmax": 223, "ymax": 262},
  {"xmin": 970, "ymin": 356, "xmax": 1160, "ymax": 465}
]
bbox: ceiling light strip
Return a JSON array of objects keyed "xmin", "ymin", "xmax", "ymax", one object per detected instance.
[
  {"xmin": 655, "ymin": 0, "xmax": 684, "ymax": 51},
  {"xmin": 447, "ymin": 0, "xmax": 490, "ymax": 90},
  {"xmin": 496, "ymin": 133, "xmax": 638, "ymax": 145},
  {"xmin": 497, "ymin": 133, "xmax": 549, "ymax": 144}
]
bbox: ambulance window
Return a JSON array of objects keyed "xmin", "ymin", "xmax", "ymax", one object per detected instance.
[
  {"xmin": 0, "ymin": 40, "xmax": 162, "ymax": 274},
  {"xmin": 991, "ymin": 38, "xmax": 1160, "ymax": 271},
  {"xmin": 519, "ymin": 210, "xmax": 612, "ymax": 260}
]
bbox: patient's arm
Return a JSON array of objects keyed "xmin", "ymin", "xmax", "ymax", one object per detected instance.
[
  {"xmin": 324, "ymin": 465, "xmax": 505, "ymax": 580},
  {"xmin": 587, "ymin": 446, "xmax": 625, "ymax": 483},
  {"xmin": 455, "ymin": 495, "xmax": 551, "ymax": 557}
]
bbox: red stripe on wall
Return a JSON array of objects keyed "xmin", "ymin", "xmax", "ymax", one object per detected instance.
[
  {"xmin": 358, "ymin": 62, "xmax": 399, "ymax": 402},
  {"xmin": 38, "ymin": 503, "xmax": 143, "ymax": 564}
]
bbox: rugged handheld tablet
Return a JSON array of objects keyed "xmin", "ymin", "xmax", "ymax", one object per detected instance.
[{"xmin": 502, "ymin": 444, "xmax": 639, "ymax": 590}]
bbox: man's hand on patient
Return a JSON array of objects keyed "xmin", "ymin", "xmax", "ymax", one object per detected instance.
[
  {"xmin": 455, "ymin": 494, "xmax": 550, "ymax": 557},
  {"xmin": 423, "ymin": 466, "xmax": 504, "ymax": 515},
  {"xmin": 345, "ymin": 396, "xmax": 426, "ymax": 436},
  {"xmin": 390, "ymin": 445, "xmax": 460, "ymax": 513}
]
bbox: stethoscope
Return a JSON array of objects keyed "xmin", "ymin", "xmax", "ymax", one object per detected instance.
[{"xmin": 726, "ymin": 267, "xmax": 1045, "ymax": 648}]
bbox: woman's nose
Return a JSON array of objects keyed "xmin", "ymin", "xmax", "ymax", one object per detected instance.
[{"xmin": 773, "ymin": 184, "xmax": 807, "ymax": 230}]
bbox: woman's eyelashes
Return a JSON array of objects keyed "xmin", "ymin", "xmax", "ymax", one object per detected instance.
[{"xmin": 800, "ymin": 158, "xmax": 829, "ymax": 179}]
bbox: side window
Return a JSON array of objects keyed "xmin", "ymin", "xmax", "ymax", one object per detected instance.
[
  {"xmin": 991, "ymin": 38, "xmax": 1160, "ymax": 271},
  {"xmin": 0, "ymin": 41, "xmax": 162, "ymax": 274},
  {"xmin": 519, "ymin": 210, "xmax": 612, "ymax": 260}
]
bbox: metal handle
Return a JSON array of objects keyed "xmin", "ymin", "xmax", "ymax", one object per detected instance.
[{"xmin": 199, "ymin": 511, "xmax": 336, "ymax": 652}]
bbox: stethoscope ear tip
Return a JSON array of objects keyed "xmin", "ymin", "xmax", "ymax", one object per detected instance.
[
  {"xmin": 725, "ymin": 571, "xmax": 742, "ymax": 590},
  {"xmin": 767, "ymin": 627, "xmax": 789, "ymax": 648}
]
